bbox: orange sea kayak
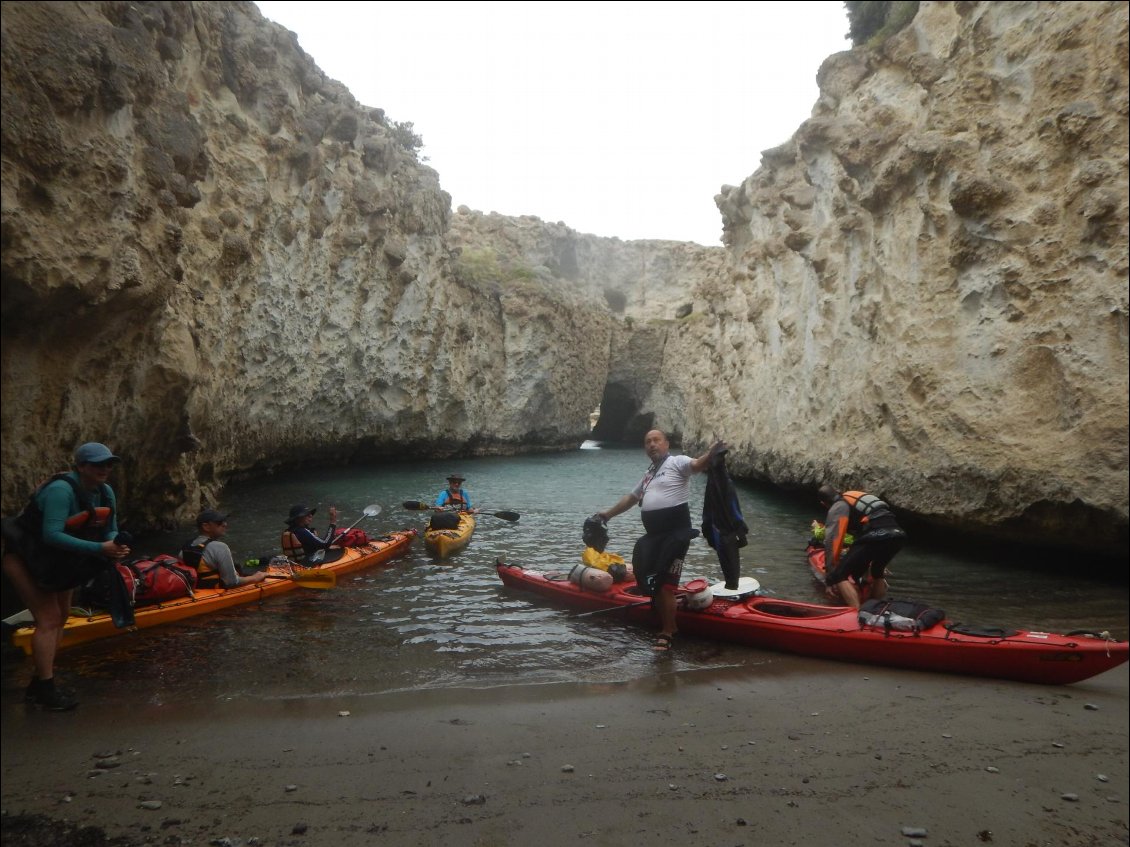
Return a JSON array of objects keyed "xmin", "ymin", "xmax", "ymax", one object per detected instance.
[{"xmin": 9, "ymin": 529, "xmax": 417, "ymax": 655}]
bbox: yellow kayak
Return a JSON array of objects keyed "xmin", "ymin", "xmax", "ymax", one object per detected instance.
[
  {"xmin": 424, "ymin": 512, "xmax": 475, "ymax": 559},
  {"xmin": 9, "ymin": 529, "xmax": 417, "ymax": 655}
]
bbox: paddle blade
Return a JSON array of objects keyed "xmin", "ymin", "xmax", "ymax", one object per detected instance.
[
  {"xmin": 491, "ymin": 510, "xmax": 520, "ymax": 522},
  {"xmin": 291, "ymin": 570, "xmax": 336, "ymax": 589},
  {"xmin": 265, "ymin": 571, "xmax": 336, "ymax": 589},
  {"xmin": 402, "ymin": 500, "xmax": 430, "ymax": 511}
]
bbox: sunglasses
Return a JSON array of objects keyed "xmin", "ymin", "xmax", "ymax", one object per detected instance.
[{"xmin": 86, "ymin": 460, "xmax": 118, "ymax": 468}]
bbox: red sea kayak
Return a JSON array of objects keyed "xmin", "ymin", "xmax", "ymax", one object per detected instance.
[
  {"xmin": 10, "ymin": 529, "xmax": 417, "ymax": 655},
  {"xmin": 496, "ymin": 560, "xmax": 1128, "ymax": 686}
]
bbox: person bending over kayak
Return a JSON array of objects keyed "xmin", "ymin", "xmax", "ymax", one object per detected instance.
[
  {"xmin": 181, "ymin": 509, "xmax": 267, "ymax": 588},
  {"xmin": 282, "ymin": 503, "xmax": 339, "ymax": 560},
  {"xmin": 596, "ymin": 430, "xmax": 724, "ymax": 652},
  {"xmin": 1, "ymin": 442, "xmax": 132, "ymax": 710},
  {"xmin": 818, "ymin": 484, "xmax": 907, "ymax": 609},
  {"xmin": 434, "ymin": 474, "xmax": 479, "ymax": 512}
]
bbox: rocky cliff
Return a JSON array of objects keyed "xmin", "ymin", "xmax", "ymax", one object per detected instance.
[
  {"xmin": 2, "ymin": 1, "xmax": 1126, "ymax": 558},
  {"xmin": 447, "ymin": 209, "xmax": 727, "ymax": 443},
  {"xmin": 444, "ymin": 2, "xmax": 1130, "ymax": 557},
  {"xmin": 1, "ymin": 1, "xmax": 611, "ymax": 525},
  {"xmin": 684, "ymin": 1, "xmax": 1128, "ymax": 554}
]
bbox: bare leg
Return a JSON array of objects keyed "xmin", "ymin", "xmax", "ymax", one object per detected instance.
[
  {"xmin": 870, "ymin": 576, "xmax": 888, "ymax": 600},
  {"xmin": 656, "ymin": 587, "xmax": 678, "ymax": 638},
  {"xmin": 836, "ymin": 579, "xmax": 862, "ymax": 610},
  {"xmin": 50, "ymin": 589, "xmax": 72, "ymax": 665},
  {"xmin": 2, "ymin": 553, "xmax": 70, "ymax": 682}
]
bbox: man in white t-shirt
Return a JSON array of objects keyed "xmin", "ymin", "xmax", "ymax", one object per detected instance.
[{"xmin": 597, "ymin": 430, "xmax": 724, "ymax": 652}]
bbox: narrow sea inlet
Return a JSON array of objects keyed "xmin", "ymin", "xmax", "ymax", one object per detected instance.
[{"xmin": 3, "ymin": 445, "xmax": 1126, "ymax": 706}]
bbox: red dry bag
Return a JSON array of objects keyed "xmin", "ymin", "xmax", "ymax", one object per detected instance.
[{"xmin": 118, "ymin": 555, "xmax": 197, "ymax": 605}]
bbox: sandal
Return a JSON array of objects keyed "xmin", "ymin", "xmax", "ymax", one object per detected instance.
[{"xmin": 653, "ymin": 633, "xmax": 675, "ymax": 652}]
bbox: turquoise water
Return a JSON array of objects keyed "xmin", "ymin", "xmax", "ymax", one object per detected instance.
[{"xmin": 3, "ymin": 444, "xmax": 1127, "ymax": 704}]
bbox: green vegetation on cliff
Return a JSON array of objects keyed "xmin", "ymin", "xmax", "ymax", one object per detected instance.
[{"xmin": 844, "ymin": 0, "xmax": 919, "ymax": 46}]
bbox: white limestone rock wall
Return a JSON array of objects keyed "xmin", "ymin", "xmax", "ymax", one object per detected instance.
[
  {"xmin": 675, "ymin": 1, "xmax": 1128, "ymax": 552},
  {"xmin": 447, "ymin": 209, "xmax": 728, "ymax": 442},
  {"xmin": 448, "ymin": 209, "xmax": 727, "ymax": 321},
  {"xmin": 0, "ymin": 1, "xmax": 607, "ymax": 524}
]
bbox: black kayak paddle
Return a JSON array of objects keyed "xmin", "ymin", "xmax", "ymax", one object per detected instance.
[{"xmin": 402, "ymin": 500, "xmax": 520, "ymax": 522}]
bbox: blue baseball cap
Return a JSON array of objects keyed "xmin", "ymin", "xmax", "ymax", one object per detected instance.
[{"xmin": 74, "ymin": 442, "xmax": 121, "ymax": 465}]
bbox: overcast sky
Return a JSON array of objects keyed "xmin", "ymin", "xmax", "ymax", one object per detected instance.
[{"xmin": 253, "ymin": 1, "xmax": 851, "ymax": 246}]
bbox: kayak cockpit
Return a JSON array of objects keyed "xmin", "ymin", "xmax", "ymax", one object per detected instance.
[{"xmin": 744, "ymin": 598, "xmax": 848, "ymax": 619}]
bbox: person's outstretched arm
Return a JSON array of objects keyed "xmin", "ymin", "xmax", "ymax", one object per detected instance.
[
  {"xmin": 690, "ymin": 440, "xmax": 727, "ymax": 474},
  {"xmin": 598, "ymin": 492, "xmax": 639, "ymax": 522}
]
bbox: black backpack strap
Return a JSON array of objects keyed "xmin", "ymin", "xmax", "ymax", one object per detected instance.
[{"xmin": 180, "ymin": 538, "xmax": 213, "ymax": 567}]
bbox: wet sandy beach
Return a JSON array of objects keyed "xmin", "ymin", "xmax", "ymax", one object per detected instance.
[{"xmin": 2, "ymin": 656, "xmax": 1126, "ymax": 847}]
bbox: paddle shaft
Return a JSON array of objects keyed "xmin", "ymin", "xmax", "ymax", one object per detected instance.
[
  {"xmin": 402, "ymin": 500, "xmax": 518, "ymax": 522},
  {"xmin": 327, "ymin": 505, "xmax": 382, "ymax": 546},
  {"xmin": 572, "ymin": 587, "xmax": 706, "ymax": 619},
  {"xmin": 573, "ymin": 598, "xmax": 653, "ymax": 618},
  {"xmin": 327, "ymin": 515, "xmax": 366, "ymax": 546}
]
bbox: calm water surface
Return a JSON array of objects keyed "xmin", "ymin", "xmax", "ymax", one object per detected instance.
[{"xmin": 4, "ymin": 444, "xmax": 1127, "ymax": 705}]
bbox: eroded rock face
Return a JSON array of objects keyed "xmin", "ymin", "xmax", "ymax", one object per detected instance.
[
  {"xmin": 447, "ymin": 209, "xmax": 727, "ymax": 443},
  {"xmin": 0, "ymin": 1, "xmax": 609, "ymax": 525},
  {"xmin": 2, "ymin": 1, "xmax": 1125, "ymax": 559},
  {"xmin": 676, "ymin": 1, "xmax": 1129, "ymax": 553}
]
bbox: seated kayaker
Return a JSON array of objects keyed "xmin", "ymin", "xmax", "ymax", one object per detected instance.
[
  {"xmin": 433, "ymin": 474, "xmax": 479, "ymax": 513},
  {"xmin": 282, "ymin": 503, "xmax": 340, "ymax": 561},
  {"xmin": 182, "ymin": 510, "xmax": 267, "ymax": 589}
]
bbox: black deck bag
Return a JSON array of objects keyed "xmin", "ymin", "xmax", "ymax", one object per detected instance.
[
  {"xmin": 859, "ymin": 598, "xmax": 945, "ymax": 634},
  {"xmin": 428, "ymin": 511, "xmax": 461, "ymax": 531}
]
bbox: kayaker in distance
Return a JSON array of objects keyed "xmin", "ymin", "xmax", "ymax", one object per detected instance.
[
  {"xmin": 596, "ymin": 430, "xmax": 725, "ymax": 653},
  {"xmin": 181, "ymin": 509, "xmax": 268, "ymax": 588},
  {"xmin": 1, "ymin": 441, "xmax": 132, "ymax": 711},
  {"xmin": 282, "ymin": 503, "xmax": 340, "ymax": 560},
  {"xmin": 818, "ymin": 484, "xmax": 907, "ymax": 609},
  {"xmin": 434, "ymin": 474, "xmax": 479, "ymax": 513}
]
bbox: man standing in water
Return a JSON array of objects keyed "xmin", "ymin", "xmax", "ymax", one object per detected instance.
[{"xmin": 597, "ymin": 430, "xmax": 724, "ymax": 652}]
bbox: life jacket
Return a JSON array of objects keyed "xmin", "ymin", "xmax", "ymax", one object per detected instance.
[
  {"xmin": 180, "ymin": 537, "xmax": 219, "ymax": 586},
  {"xmin": 443, "ymin": 488, "xmax": 468, "ymax": 509},
  {"xmin": 840, "ymin": 491, "xmax": 892, "ymax": 532},
  {"xmin": 582, "ymin": 546, "xmax": 625, "ymax": 572},
  {"xmin": 281, "ymin": 530, "xmax": 304, "ymax": 559},
  {"xmin": 18, "ymin": 472, "xmax": 114, "ymax": 542},
  {"xmin": 13, "ymin": 472, "xmax": 115, "ymax": 591}
]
